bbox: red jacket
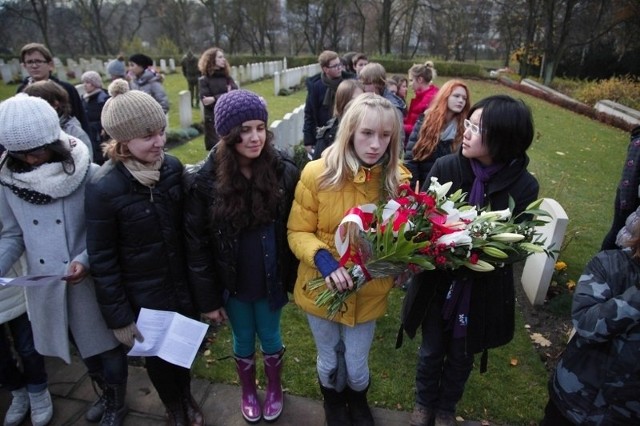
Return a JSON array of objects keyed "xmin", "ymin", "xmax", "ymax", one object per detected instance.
[{"xmin": 403, "ymin": 85, "xmax": 439, "ymax": 137}]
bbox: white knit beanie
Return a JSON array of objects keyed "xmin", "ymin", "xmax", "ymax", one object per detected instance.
[
  {"xmin": 0, "ymin": 93, "xmax": 62, "ymax": 152},
  {"xmin": 101, "ymin": 79, "xmax": 166, "ymax": 142}
]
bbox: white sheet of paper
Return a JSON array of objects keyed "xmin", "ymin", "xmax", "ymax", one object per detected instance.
[
  {"xmin": 0, "ymin": 274, "xmax": 66, "ymax": 287},
  {"xmin": 127, "ymin": 308, "xmax": 208, "ymax": 369}
]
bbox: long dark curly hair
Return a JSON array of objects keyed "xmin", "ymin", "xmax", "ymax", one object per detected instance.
[{"xmin": 211, "ymin": 127, "xmax": 282, "ymax": 232}]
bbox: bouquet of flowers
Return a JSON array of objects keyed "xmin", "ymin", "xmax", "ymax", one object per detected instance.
[{"xmin": 308, "ymin": 178, "xmax": 552, "ymax": 318}]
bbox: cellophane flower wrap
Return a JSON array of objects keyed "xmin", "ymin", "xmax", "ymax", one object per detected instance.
[{"xmin": 308, "ymin": 178, "xmax": 552, "ymax": 318}]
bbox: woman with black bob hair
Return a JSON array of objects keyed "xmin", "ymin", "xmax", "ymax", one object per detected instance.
[
  {"xmin": 401, "ymin": 94, "xmax": 539, "ymax": 426},
  {"xmin": 184, "ymin": 89, "xmax": 299, "ymax": 423}
]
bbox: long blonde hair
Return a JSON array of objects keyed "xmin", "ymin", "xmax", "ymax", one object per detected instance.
[
  {"xmin": 319, "ymin": 93, "xmax": 403, "ymax": 197},
  {"xmin": 413, "ymin": 79, "xmax": 470, "ymax": 161}
]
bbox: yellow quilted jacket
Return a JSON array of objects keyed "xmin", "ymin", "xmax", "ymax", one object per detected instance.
[{"xmin": 287, "ymin": 159, "xmax": 411, "ymax": 326}]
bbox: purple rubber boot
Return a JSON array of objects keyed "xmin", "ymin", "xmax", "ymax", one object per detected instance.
[
  {"xmin": 235, "ymin": 355, "xmax": 261, "ymax": 423},
  {"xmin": 262, "ymin": 348, "xmax": 285, "ymax": 422}
]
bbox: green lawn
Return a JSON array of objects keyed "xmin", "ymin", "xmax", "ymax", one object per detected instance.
[{"xmin": 0, "ymin": 71, "xmax": 629, "ymax": 425}]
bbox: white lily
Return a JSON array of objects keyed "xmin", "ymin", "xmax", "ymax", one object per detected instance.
[
  {"xmin": 436, "ymin": 230, "xmax": 472, "ymax": 246},
  {"xmin": 464, "ymin": 259, "xmax": 495, "ymax": 272},
  {"xmin": 518, "ymin": 242, "xmax": 546, "ymax": 253},
  {"xmin": 491, "ymin": 232, "xmax": 525, "ymax": 242},
  {"xmin": 480, "ymin": 208, "xmax": 512, "ymax": 221},
  {"xmin": 458, "ymin": 206, "xmax": 478, "ymax": 221},
  {"xmin": 428, "ymin": 177, "xmax": 453, "ymax": 201}
]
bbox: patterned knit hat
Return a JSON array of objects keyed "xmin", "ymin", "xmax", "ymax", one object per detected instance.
[
  {"xmin": 81, "ymin": 70, "xmax": 103, "ymax": 88},
  {"xmin": 0, "ymin": 93, "xmax": 62, "ymax": 152},
  {"xmin": 101, "ymin": 79, "xmax": 166, "ymax": 142},
  {"xmin": 214, "ymin": 90, "xmax": 268, "ymax": 137}
]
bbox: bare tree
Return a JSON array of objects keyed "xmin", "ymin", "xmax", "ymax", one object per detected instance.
[
  {"xmin": 350, "ymin": 0, "xmax": 368, "ymax": 52},
  {"xmin": 199, "ymin": 0, "xmax": 226, "ymax": 47},
  {"xmin": 70, "ymin": 0, "xmax": 128, "ymax": 54},
  {"xmin": 3, "ymin": 0, "xmax": 52, "ymax": 52},
  {"xmin": 288, "ymin": 0, "xmax": 342, "ymax": 53},
  {"xmin": 494, "ymin": 0, "xmax": 528, "ymax": 66},
  {"xmin": 236, "ymin": 0, "xmax": 282, "ymax": 54}
]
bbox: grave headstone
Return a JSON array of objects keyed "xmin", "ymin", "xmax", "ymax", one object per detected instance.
[
  {"xmin": 0, "ymin": 64, "xmax": 14, "ymax": 84},
  {"xmin": 179, "ymin": 90, "xmax": 193, "ymax": 129},
  {"xmin": 521, "ymin": 198, "xmax": 569, "ymax": 306}
]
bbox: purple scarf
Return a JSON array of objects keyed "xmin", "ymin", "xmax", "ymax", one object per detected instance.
[{"xmin": 469, "ymin": 159, "xmax": 504, "ymax": 206}]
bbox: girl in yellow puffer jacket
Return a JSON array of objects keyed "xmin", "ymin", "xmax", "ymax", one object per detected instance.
[{"xmin": 287, "ymin": 93, "xmax": 410, "ymax": 426}]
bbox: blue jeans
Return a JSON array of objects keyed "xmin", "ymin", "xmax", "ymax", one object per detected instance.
[
  {"xmin": 307, "ymin": 314, "xmax": 375, "ymax": 392},
  {"xmin": 0, "ymin": 313, "xmax": 47, "ymax": 392},
  {"xmin": 82, "ymin": 345, "xmax": 129, "ymax": 385},
  {"xmin": 226, "ymin": 296, "xmax": 283, "ymax": 357}
]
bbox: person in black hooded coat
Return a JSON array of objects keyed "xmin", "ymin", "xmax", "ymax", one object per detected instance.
[{"xmin": 400, "ymin": 95, "xmax": 539, "ymax": 426}]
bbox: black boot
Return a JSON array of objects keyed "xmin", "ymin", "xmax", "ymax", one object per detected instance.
[
  {"xmin": 100, "ymin": 384, "xmax": 128, "ymax": 426},
  {"xmin": 346, "ymin": 384, "xmax": 374, "ymax": 426},
  {"xmin": 319, "ymin": 384, "xmax": 351, "ymax": 426},
  {"xmin": 165, "ymin": 400, "xmax": 188, "ymax": 426},
  {"xmin": 181, "ymin": 384, "xmax": 205, "ymax": 426},
  {"xmin": 86, "ymin": 374, "xmax": 107, "ymax": 422}
]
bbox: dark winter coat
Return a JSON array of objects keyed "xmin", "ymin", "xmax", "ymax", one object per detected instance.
[
  {"xmin": 183, "ymin": 148, "xmax": 300, "ymax": 314},
  {"xmin": 18, "ymin": 74, "xmax": 90, "ymax": 135},
  {"xmin": 198, "ymin": 71, "xmax": 237, "ymax": 149},
  {"xmin": 400, "ymin": 151, "xmax": 539, "ymax": 356},
  {"xmin": 303, "ymin": 71, "xmax": 352, "ymax": 148},
  {"xmin": 198, "ymin": 71, "xmax": 237, "ymax": 120},
  {"xmin": 549, "ymin": 249, "xmax": 640, "ymax": 425},
  {"xmin": 312, "ymin": 116, "xmax": 339, "ymax": 160},
  {"xmin": 82, "ymin": 89, "xmax": 110, "ymax": 163},
  {"xmin": 404, "ymin": 114, "xmax": 458, "ymax": 188},
  {"xmin": 85, "ymin": 155, "xmax": 195, "ymax": 329}
]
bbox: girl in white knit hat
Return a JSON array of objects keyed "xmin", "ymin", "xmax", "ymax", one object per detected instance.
[
  {"xmin": 0, "ymin": 93, "xmax": 126, "ymax": 426},
  {"xmin": 85, "ymin": 79, "xmax": 203, "ymax": 426}
]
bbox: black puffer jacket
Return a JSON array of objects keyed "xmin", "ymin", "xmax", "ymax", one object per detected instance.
[
  {"xmin": 183, "ymin": 148, "xmax": 300, "ymax": 314},
  {"xmin": 85, "ymin": 155, "xmax": 195, "ymax": 329},
  {"xmin": 400, "ymin": 151, "xmax": 539, "ymax": 357}
]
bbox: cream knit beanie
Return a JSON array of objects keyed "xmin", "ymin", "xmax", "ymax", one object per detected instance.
[
  {"xmin": 0, "ymin": 93, "xmax": 62, "ymax": 152},
  {"xmin": 101, "ymin": 79, "xmax": 166, "ymax": 142}
]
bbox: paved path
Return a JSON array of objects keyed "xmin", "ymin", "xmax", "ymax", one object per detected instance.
[{"xmin": 0, "ymin": 355, "xmax": 486, "ymax": 425}]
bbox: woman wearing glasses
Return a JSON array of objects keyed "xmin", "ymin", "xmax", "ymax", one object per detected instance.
[
  {"xmin": 404, "ymin": 79, "xmax": 470, "ymax": 189},
  {"xmin": 400, "ymin": 95, "xmax": 539, "ymax": 426},
  {"xmin": 0, "ymin": 94, "xmax": 125, "ymax": 426}
]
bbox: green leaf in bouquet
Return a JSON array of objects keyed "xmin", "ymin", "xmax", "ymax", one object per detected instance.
[
  {"xmin": 412, "ymin": 257, "xmax": 436, "ymax": 270},
  {"xmin": 525, "ymin": 198, "xmax": 544, "ymax": 211}
]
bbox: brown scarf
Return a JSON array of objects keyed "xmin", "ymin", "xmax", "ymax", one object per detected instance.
[
  {"xmin": 122, "ymin": 152, "xmax": 164, "ymax": 187},
  {"xmin": 321, "ymin": 73, "xmax": 342, "ymax": 109}
]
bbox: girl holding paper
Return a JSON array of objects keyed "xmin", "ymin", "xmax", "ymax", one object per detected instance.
[
  {"xmin": 0, "ymin": 94, "xmax": 125, "ymax": 426},
  {"xmin": 85, "ymin": 80, "xmax": 203, "ymax": 426},
  {"xmin": 287, "ymin": 93, "xmax": 410, "ymax": 426}
]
